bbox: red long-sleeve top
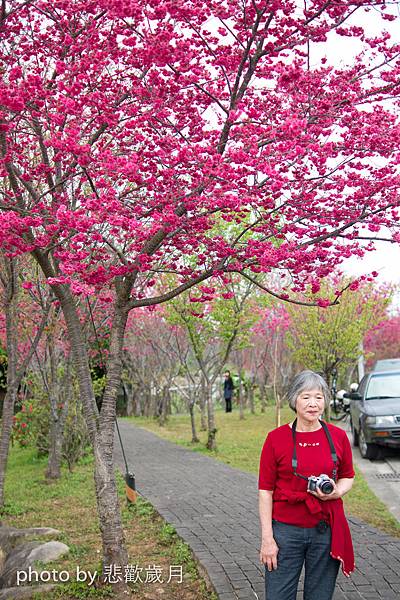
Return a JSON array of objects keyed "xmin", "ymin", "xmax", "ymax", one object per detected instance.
[{"xmin": 258, "ymin": 422, "xmax": 355, "ymax": 576}]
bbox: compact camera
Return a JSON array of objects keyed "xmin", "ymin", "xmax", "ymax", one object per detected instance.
[{"xmin": 307, "ymin": 474, "xmax": 334, "ymax": 495}]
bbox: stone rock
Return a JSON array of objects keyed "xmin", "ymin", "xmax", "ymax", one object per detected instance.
[
  {"xmin": 0, "ymin": 583, "xmax": 56, "ymax": 599},
  {"xmin": 1, "ymin": 527, "xmax": 60, "ymax": 539},
  {"xmin": 0, "ymin": 541, "xmax": 69, "ymax": 587},
  {"xmin": 27, "ymin": 541, "xmax": 69, "ymax": 564},
  {"xmin": 0, "ymin": 527, "xmax": 61, "ymax": 557}
]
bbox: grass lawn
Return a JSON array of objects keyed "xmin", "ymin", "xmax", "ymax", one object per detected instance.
[
  {"xmin": 127, "ymin": 406, "xmax": 400, "ymax": 538},
  {"xmin": 1, "ymin": 445, "xmax": 217, "ymax": 600}
]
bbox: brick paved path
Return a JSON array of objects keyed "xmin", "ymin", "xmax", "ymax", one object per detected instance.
[{"xmin": 114, "ymin": 420, "xmax": 400, "ymax": 600}]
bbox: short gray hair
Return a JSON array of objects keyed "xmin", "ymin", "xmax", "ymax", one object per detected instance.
[{"xmin": 286, "ymin": 370, "xmax": 331, "ymax": 412}]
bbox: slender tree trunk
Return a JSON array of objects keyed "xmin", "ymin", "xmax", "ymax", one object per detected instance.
[
  {"xmin": 158, "ymin": 384, "xmax": 169, "ymax": 426},
  {"xmin": 46, "ymin": 338, "xmax": 61, "ymax": 479},
  {"xmin": 275, "ymin": 393, "xmax": 281, "ymax": 428},
  {"xmin": 133, "ymin": 386, "xmax": 142, "ymax": 417},
  {"xmin": 46, "ymin": 355, "xmax": 71, "ymax": 480},
  {"xmin": 205, "ymin": 381, "xmax": 217, "ymax": 450},
  {"xmin": 0, "ymin": 386, "xmax": 17, "ymax": 509},
  {"xmin": 151, "ymin": 385, "xmax": 160, "ymax": 418},
  {"xmin": 143, "ymin": 384, "xmax": 150, "ymax": 417},
  {"xmin": 0, "ymin": 260, "xmax": 18, "ymax": 508},
  {"xmin": 249, "ymin": 374, "xmax": 255, "ymax": 415},
  {"xmin": 323, "ymin": 369, "xmax": 332, "ymax": 421},
  {"xmin": 238, "ymin": 370, "xmax": 245, "ymax": 421},
  {"xmin": 259, "ymin": 380, "xmax": 267, "ymax": 413},
  {"xmin": 125, "ymin": 382, "xmax": 134, "ymax": 417},
  {"xmin": 199, "ymin": 376, "xmax": 207, "ymax": 431},
  {"xmin": 189, "ymin": 397, "xmax": 199, "ymax": 443},
  {"xmin": 166, "ymin": 387, "xmax": 172, "ymax": 416},
  {"xmin": 0, "ymin": 257, "xmax": 50, "ymax": 506},
  {"xmin": 272, "ymin": 336, "xmax": 281, "ymax": 427},
  {"xmin": 46, "ymin": 418, "xmax": 64, "ymax": 480},
  {"xmin": 347, "ymin": 364, "xmax": 357, "ymax": 387}
]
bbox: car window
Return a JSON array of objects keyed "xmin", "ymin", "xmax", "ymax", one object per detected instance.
[
  {"xmin": 365, "ymin": 372, "xmax": 400, "ymax": 400},
  {"xmin": 357, "ymin": 375, "xmax": 368, "ymax": 396}
]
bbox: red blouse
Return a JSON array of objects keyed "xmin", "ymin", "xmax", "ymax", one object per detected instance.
[{"xmin": 258, "ymin": 422, "xmax": 355, "ymax": 527}]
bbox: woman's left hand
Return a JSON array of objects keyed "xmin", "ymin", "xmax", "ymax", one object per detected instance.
[{"xmin": 308, "ymin": 480, "xmax": 342, "ymax": 501}]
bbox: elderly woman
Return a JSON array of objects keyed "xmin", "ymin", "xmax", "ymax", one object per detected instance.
[{"xmin": 258, "ymin": 370, "xmax": 355, "ymax": 600}]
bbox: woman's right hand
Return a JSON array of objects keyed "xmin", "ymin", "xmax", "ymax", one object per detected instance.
[{"xmin": 260, "ymin": 537, "xmax": 279, "ymax": 571}]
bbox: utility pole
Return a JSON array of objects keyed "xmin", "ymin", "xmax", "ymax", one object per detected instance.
[{"xmin": 357, "ymin": 341, "xmax": 365, "ymax": 382}]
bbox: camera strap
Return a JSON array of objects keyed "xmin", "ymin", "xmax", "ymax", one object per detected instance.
[{"xmin": 291, "ymin": 418, "xmax": 338, "ymax": 482}]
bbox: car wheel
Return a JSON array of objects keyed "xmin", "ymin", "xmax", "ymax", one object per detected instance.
[
  {"xmin": 359, "ymin": 426, "xmax": 380, "ymax": 460},
  {"xmin": 351, "ymin": 419, "xmax": 359, "ymax": 447}
]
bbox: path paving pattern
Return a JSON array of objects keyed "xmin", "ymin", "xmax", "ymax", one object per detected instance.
[{"xmin": 114, "ymin": 420, "xmax": 400, "ymax": 600}]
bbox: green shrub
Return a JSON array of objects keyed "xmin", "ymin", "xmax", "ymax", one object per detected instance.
[{"xmin": 12, "ymin": 401, "xmax": 34, "ymax": 447}]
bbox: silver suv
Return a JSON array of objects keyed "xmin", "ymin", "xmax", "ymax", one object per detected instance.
[{"xmin": 348, "ymin": 369, "xmax": 400, "ymax": 459}]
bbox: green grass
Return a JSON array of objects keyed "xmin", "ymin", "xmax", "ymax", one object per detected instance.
[
  {"xmin": 127, "ymin": 407, "xmax": 400, "ymax": 538},
  {"xmin": 2, "ymin": 445, "xmax": 217, "ymax": 599}
]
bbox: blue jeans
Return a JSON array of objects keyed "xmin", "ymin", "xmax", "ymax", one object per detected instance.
[{"xmin": 265, "ymin": 520, "xmax": 340, "ymax": 600}]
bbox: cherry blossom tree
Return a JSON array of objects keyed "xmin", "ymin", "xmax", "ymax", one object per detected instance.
[
  {"xmin": 1, "ymin": 0, "xmax": 400, "ymax": 583},
  {"xmin": 247, "ymin": 303, "xmax": 292, "ymax": 421},
  {"xmin": 364, "ymin": 311, "xmax": 400, "ymax": 368},
  {"xmin": 123, "ymin": 306, "xmax": 185, "ymax": 421}
]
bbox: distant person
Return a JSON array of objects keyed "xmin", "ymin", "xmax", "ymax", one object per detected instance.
[{"xmin": 223, "ymin": 371, "xmax": 234, "ymax": 413}]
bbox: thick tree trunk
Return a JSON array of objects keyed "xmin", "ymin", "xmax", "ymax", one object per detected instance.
[
  {"xmin": 95, "ymin": 302, "xmax": 129, "ymax": 577},
  {"xmin": 205, "ymin": 382, "xmax": 217, "ymax": 451},
  {"xmin": 29, "ymin": 254, "xmax": 129, "ymax": 588},
  {"xmin": 58, "ymin": 290, "xmax": 129, "ymax": 586}
]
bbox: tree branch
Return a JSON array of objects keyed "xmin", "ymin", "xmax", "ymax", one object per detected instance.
[
  {"xmin": 239, "ymin": 271, "xmax": 341, "ymax": 307},
  {"xmin": 16, "ymin": 298, "xmax": 53, "ymax": 383},
  {"xmin": 127, "ymin": 269, "xmax": 215, "ymax": 310}
]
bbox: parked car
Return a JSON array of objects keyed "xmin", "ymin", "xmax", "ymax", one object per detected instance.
[{"xmin": 347, "ymin": 369, "xmax": 400, "ymax": 459}]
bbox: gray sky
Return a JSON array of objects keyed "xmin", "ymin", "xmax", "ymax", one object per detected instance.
[{"xmin": 320, "ymin": 5, "xmax": 400, "ymax": 300}]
